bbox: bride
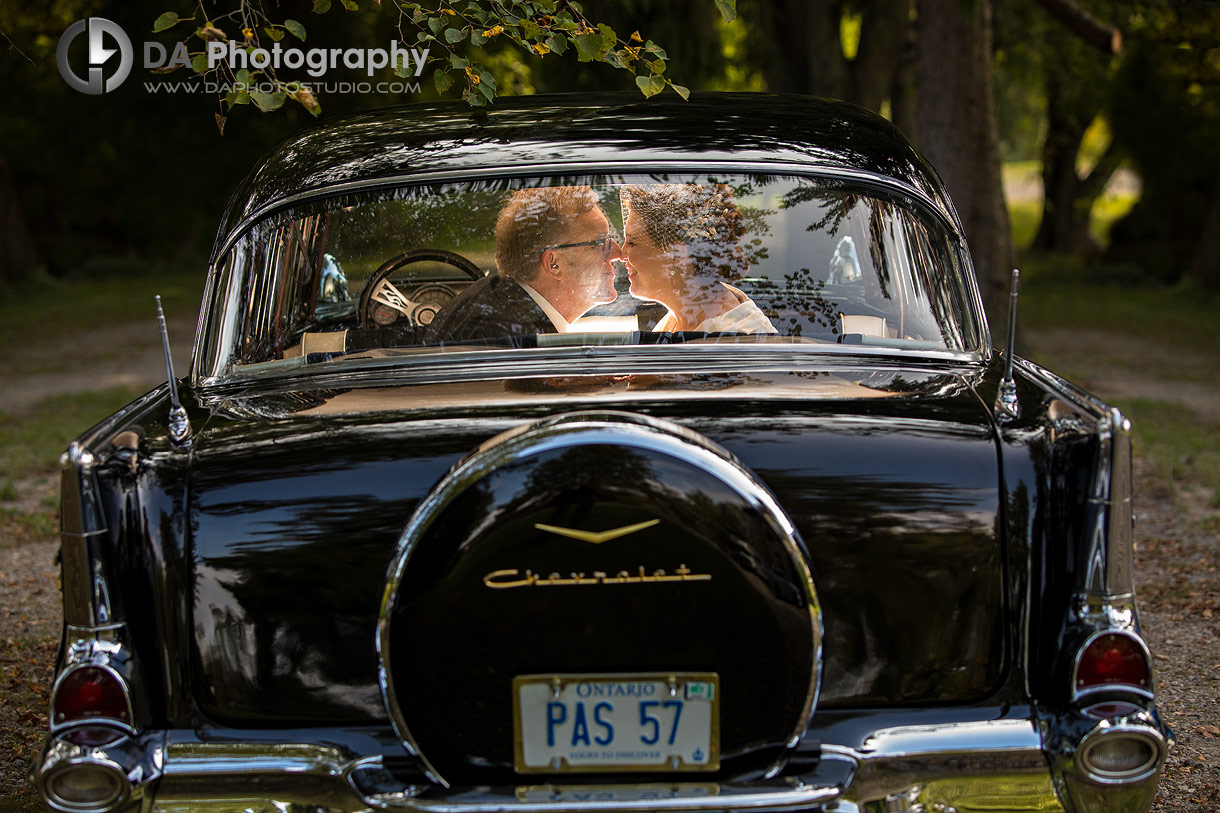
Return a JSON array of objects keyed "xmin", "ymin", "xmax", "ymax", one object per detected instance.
[{"xmin": 620, "ymin": 183, "xmax": 777, "ymax": 334}]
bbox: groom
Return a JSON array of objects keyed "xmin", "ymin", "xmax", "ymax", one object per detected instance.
[{"xmin": 423, "ymin": 186, "xmax": 620, "ymax": 343}]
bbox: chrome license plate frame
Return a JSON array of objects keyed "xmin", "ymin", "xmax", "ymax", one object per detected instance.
[{"xmin": 513, "ymin": 673, "xmax": 720, "ymax": 774}]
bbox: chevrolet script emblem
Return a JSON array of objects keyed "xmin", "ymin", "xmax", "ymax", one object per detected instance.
[{"xmin": 533, "ymin": 518, "xmax": 660, "ymax": 544}]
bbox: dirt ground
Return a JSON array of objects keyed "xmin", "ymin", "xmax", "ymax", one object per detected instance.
[{"xmin": 0, "ymin": 320, "xmax": 1216, "ymax": 810}]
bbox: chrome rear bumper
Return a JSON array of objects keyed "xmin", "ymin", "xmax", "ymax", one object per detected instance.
[{"xmin": 33, "ymin": 713, "xmax": 1167, "ymax": 813}]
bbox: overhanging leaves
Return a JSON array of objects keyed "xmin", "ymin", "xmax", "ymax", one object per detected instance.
[{"xmin": 153, "ymin": 11, "xmax": 180, "ymax": 32}]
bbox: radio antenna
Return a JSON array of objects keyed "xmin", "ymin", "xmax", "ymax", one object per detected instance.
[
  {"xmin": 156, "ymin": 295, "xmax": 192, "ymax": 445},
  {"xmin": 994, "ymin": 269, "xmax": 1021, "ymax": 423}
]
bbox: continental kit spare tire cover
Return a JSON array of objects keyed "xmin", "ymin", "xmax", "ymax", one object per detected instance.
[{"xmin": 378, "ymin": 411, "xmax": 822, "ymax": 782}]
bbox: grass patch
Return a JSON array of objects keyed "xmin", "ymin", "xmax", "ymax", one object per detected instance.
[
  {"xmin": 1018, "ymin": 255, "xmax": 1220, "ymax": 349},
  {"xmin": 1009, "ymin": 198, "xmax": 1041, "ymax": 252},
  {"xmin": 1120, "ymin": 398, "xmax": 1220, "ymax": 487},
  {"xmin": 1090, "ymin": 189, "xmax": 1138, "ymax": 248},
  {"xmin": 0, "ymin": 267, "xmax": 203, "ymax": 349},
  {"xmin": 1003, "ymin": 161, "xmax": 1043, "ymax": 251},
  {"xmin": 0, "ymin": 509, "xmax": 56, "ymax": 547},
  {"xmin": 0, "ymin": 388, "xmax": 150, "ymax": 483}
]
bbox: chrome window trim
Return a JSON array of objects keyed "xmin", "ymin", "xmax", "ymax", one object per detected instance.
[
  {"xmin": 198, "ymin": 160, "xmax": 989, "ymax": 385},
  {"xmin": 376, "ymin": 411, "xmax": 823, "ymax": 787},
  {"xmin": 196, "ymin": 343, "xmax": 987, "ymax": 392},
  {"xmin": 216, "ymin": 160, "xmax": 963, "ymax": 260}
]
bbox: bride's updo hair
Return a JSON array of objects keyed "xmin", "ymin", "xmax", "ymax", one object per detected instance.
[{"xmin": 621, "ymin": 183, "xmax": 748, "ymax": 281}]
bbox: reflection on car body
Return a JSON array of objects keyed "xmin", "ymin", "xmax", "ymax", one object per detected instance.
[{"xmin": 34, "ymin": 93, "xmax": 1168, "ymax": 813}]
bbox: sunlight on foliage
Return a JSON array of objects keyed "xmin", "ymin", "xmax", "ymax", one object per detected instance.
[
  {"xmin": 1076, "ymin": 115, "xmax": 1113, "ymax": 176},
  {"xmin": 840, "ymin": 11, "xmax": 862, "ymax": 61},
  {"xmin": 706, "ymin": 14, "xmax": 764, "ymax": 92}
]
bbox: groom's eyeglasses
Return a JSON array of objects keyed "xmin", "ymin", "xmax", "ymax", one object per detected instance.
[{"xmin": 543, "ymin": 234, "xmax": 616, "ymax": 257}]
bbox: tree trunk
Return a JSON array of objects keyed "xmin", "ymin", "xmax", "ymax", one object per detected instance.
[
  {"xmin": 742, "ymin": 0, "xmax": 845, "ymax": 99},
  {"xmin": 914, "ymin": 0, "xmax": 1015, "ymax": 327},
  {"xmin": 1189, "ymin": 177, "xmax": 1220, "ymax": 290},
  {"xmin": 1031, "ymin": 74, "xmax": 1121, "ymax": 256},
  {"xmin": 889, "ymin": 18, "xmax": 919, "ymax": 143},
  {"xmin": 807, "ymin": 0, "xmax": 849, "ymax": 100},
  {"xmin": 1032, "ymin": 77, "xmax": 1091, "ymax": 254},
  {"xmin": 0, "ymin": 146, "xmax": 38, "ymax": 286},
  {"xmin": 851, "ymin": 0, "xmax": 912, "ymax": 112}
]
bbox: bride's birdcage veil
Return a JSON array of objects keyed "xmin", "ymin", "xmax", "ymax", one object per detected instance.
[{"xmin": 621, "ymin": 183, "xmax": 748, "ymax": 280}]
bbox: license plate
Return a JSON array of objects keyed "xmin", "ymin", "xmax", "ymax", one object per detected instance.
[
  {"xmin": 516, "ymin": 783, "xmax": 719, "ymax": 802},
  {"xmin": 513, "ymin": 673, "xmax": 720, "ymax": 773}
]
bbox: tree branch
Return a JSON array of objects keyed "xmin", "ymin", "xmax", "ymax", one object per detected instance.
[
  {"xmin": 1033, "ymin": 0, "xmax": 1122, "ymax": 53},
  {"xmin": 0, "ymin": 25, "xmax": 34, "ymax": 64},
  {"xmin": 1080, "ymin": 140, "xmax": 1125, "ymax": 201}
]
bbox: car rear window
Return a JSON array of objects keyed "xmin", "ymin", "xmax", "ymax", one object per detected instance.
[{"xmin": 206, "ymin": 173, "xmax": 982, "ymax": 378}]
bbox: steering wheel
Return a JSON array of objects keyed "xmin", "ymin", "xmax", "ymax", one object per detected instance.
[{"xmin": 359, "ymin": 249, "xmax": 482, "ymax": 328}]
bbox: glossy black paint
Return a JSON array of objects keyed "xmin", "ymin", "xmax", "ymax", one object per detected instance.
[
  {"xmin": 390, "ymin": 436, "xmax": 816, "ymax": 782},
  {"xmin": 212, "ymin": 92, "xmax": 954, "ymax": 264},
  {"xmin": 168, "ymin": 367, "xmax": 1004, "ymax": 733},
  {"xmin": 61, "ymin": 336, "xmax": 1167, "ymax": 810}
]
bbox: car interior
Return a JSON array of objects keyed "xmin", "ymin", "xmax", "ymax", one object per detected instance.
[{"xmin": 227, "ymin": 175, "xmax": 971, "ymax": 372}]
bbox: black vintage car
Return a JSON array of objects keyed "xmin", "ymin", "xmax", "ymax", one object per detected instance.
[{"xmin": 35, "ymin": 93, "xmax": 1169, "ymax": 813}]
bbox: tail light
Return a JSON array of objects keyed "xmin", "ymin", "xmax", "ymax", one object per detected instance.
[
  {"xmin": 1074, "ymin": 632, "xmax": 1151, "ymax": 695},
  {"xmin": 52, "ymin": 666, "xmax": 132, "ymax": 727}
]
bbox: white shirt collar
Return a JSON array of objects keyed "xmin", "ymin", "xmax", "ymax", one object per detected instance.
[{"xmin": 518, "ymin": 281, "xmax": 570, "ymax": 333}]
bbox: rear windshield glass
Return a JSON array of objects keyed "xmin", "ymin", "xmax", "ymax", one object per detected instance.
[{"xmin": 211, "ymin": 173, "xmax": 980, "ymax": 376}]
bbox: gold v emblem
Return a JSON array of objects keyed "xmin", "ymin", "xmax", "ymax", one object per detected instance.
[{"xmin": 533, "ymin": 518, "xmax": 660, "ymax": 544}]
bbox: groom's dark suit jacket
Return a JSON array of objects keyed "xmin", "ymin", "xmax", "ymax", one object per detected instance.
[{"xmin": 422, "ymin": 275, "xmax": 556, "ymax": 344}]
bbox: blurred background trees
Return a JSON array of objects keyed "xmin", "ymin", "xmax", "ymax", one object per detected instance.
[{"xmin": 1, "ymin": 0, "xmax": 1217, "ymax": 310}]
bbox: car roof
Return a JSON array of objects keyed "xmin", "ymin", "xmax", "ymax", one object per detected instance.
[{"xmin": 213, "ymin": 91, "xmax": 958, "ymax": 260}]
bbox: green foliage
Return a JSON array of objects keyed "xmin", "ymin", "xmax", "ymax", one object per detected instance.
[
  {"xmin": 1009, "ymin": 198, "xmax": 1040, "ymax": 252},
  {"xmin": 250, "ymin": 89, "xmax": 288, "ymax": 111},
  {"xmin": 152, "ymin": 11, "xmax": 181, "ymax": 32},
  {"xmin": 146, "ymin": 0, "xmax": 706, "ymax": 115},
  {"xmin": 285, "ymin": 19, "xmax": 307, "ymax": 41},
  {"xmin": 839, "ymin": 10, "xmax": 862, "ymax": 61},
  {"xmin": 1104, "ymin": 6, "xmax": 1220, "ymax": 284}
]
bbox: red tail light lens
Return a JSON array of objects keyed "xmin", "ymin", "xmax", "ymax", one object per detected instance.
[
  {"xmin": 53, "ymin": 666, "xmax": 130, "ymax": 725},
  {"xmin": 1076, "ymin": 633, "xmax": 1150, "ymax": 691}
]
